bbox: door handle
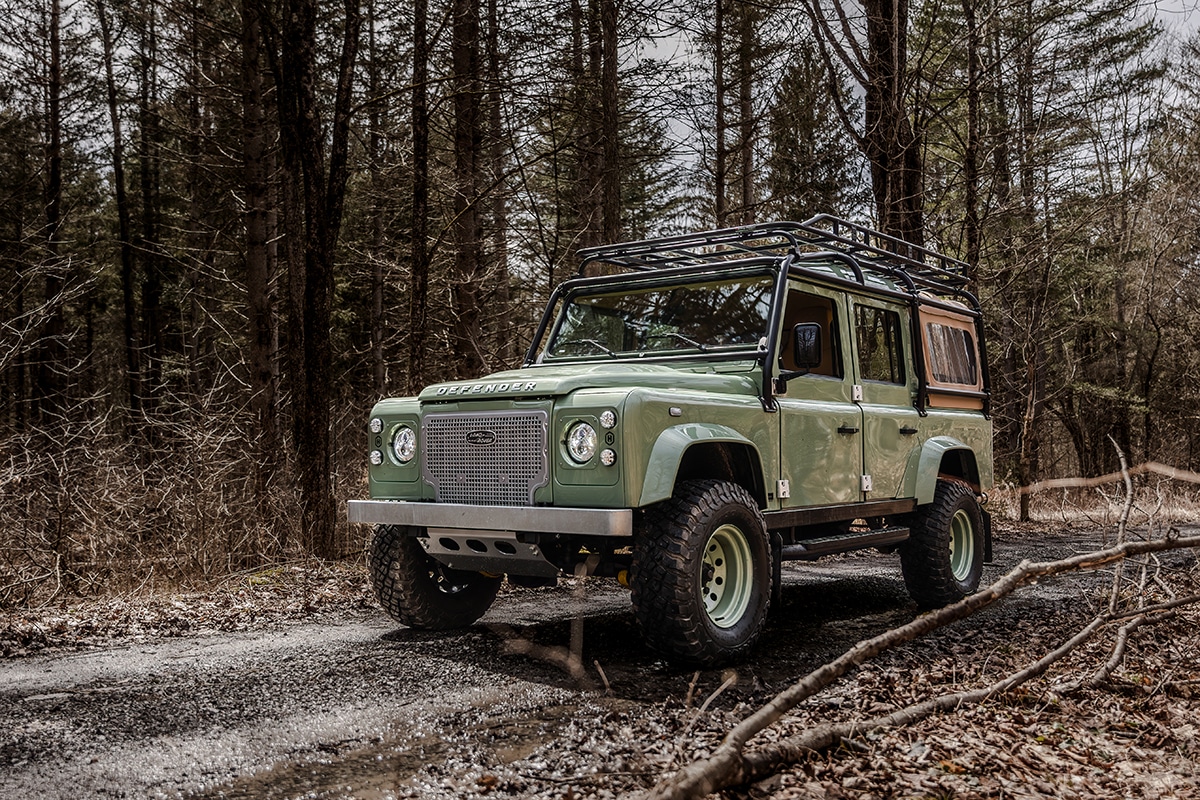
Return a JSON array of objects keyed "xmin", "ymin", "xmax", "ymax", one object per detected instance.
[
  {"xmin": 837, "ymin": 425, "xmax": 859, "ymax": 435},
  {"xmin": 900, "ymin": 426, "xmax": 919, "ymax": 435}
]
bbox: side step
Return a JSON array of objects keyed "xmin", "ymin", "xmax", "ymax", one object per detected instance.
[{"xmin": 780, "ymin": 526, "xmax": 909, "ymax": 561}]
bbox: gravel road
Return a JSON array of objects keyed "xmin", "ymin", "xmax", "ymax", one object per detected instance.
[{"xmin": 1, "ymin": 524, "xmax": 1193, "ymax": 799}]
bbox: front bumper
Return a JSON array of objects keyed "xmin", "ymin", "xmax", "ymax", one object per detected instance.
[
  {"xmin": 347, "ymin": 500, "xmax": 633, "ymax": 536},
  {"xmin": 348, "ymin": 500, "xmax": 633, "ymax": 577}
]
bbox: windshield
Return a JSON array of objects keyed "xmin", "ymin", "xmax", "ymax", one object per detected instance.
[{"xmin": 545, "ymin": 273, "xmax": 776, "ymax": 360}]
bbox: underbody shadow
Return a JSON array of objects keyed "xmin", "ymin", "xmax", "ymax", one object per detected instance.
[{"xmin": 373, "ymin": 565, "xmax": 919, "ymax": 707}]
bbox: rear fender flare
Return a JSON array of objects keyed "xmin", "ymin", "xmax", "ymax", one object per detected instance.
[{"xmin": 912, "ymin": 436, "xmax": 981, "ymax": 505}]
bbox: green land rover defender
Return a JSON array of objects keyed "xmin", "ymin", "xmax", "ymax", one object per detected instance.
[{"xmin": 348, "ymin": 216, "xmax": 993, "ymax": 665}]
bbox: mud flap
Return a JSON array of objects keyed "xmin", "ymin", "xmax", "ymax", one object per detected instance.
[
  {"xmin": 982, "ymin": 507, "xmax": 993, "ymax": 564},
  {"xmin": 770, "ymin": 531, "xmax": 783, "ymax": 609}
]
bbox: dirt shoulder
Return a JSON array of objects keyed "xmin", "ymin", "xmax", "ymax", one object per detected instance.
[{"xmin": 1, "ymin": 523, "xmax": 1197, "ymax": 799}]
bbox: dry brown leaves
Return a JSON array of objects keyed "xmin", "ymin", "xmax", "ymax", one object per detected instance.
[{"xmin": 0, "ymin": 561, "xmax": 375, "ymax": 657}]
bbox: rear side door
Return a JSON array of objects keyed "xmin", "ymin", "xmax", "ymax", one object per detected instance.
[{"xmin": 852, "ymin": 298, "xmax": 921, "ymax": 499}]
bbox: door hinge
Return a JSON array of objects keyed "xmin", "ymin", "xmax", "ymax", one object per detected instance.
[
  {"xmin": 852, "ymin": 384, "xmax": 864, "ymax": 402},
  {"xmin": 861, "ymin": 474, "xmax": 874, "ymax": 493},
  {"xmin": 777, "ymin": 479, "xmax": 791, "ymax": 499}
]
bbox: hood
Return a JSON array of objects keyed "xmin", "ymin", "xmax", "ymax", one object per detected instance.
[{"xmin": 418, "ymin": 362, "xmax": 760, "ymax": 401}]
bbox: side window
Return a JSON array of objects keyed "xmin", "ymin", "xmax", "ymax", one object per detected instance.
[
  {"xmin": 855, "ymin": 305, "xmax": 905, "ymax": 384},
  {"xmin": 780, "ymin": 290, "xmax": 842, "ymax": 377},
  {"xmin": 926, "ymin": 322, "xmax": 978, "ymax": 385}
]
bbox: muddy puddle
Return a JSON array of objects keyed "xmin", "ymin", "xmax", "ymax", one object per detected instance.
[{"xmin": 189, "ymin": 699, "xmax": 594, "ymax": 799}]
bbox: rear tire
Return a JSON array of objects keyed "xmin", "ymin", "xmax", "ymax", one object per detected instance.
[
  {"xmin": 369, "ymin": 525, "xmax": 501, "ymax": 629},
  {"xmin": 900, "ymin": 480, "xmax": 985, "ymax": 608},
  {"xmin": 631, "ymin": 480, "xmax": 771, "ymax": 666}
]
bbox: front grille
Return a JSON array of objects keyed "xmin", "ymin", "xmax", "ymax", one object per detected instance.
[{"xmin": 422, "ymin": 411, "xmax": 549, "ymax": 506}]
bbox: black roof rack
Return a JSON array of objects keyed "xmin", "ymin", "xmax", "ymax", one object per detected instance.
[{"xmin": 577, "ymin": 214, "xmax": 970, "ymax": 293}]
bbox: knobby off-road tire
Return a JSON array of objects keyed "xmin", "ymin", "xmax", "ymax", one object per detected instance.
[
  {"xmin": 630, "ymin": 480, "xmax": 772, "ymax": 666},
  {"xmin": 369, "ymin": 525, "xmax": 501, "ymax": 629},
  {"xmin": 900, "ymin": 480, "xmax": 985, "ymax": 608}
]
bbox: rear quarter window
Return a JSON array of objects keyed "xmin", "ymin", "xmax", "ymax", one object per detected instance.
[{"xmin": 925, "ymin": 322, "xmax": 977, "ymax": 385}]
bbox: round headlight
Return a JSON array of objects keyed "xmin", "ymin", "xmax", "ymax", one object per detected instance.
[
  {"xmin": 566, "ymin": 422, "xmax": 597, "ymax": 464},
  {"xmin": 369, "ymin": 417, "xmax": 384, "ymax": 434},
  {"xmin": 599, "ymin": 410, "xmax": 617, "ymax": 429},
  {"xmin": 392, "ymin": 425, "xmax": 417, "ymax": 463}
]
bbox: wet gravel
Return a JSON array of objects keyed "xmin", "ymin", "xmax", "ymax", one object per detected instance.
[{"xmin": 1, "ymin": 524, "xmax": 1193, "ymax": 799}]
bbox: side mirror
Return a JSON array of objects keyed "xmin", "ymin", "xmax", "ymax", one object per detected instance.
[
  {"xmin": 775, "ymin": 323, "xmax": 823, "ymax": 392},
  {"xmin": 793, "ymin": 323, "xmax": 822, "ymax": 370}
]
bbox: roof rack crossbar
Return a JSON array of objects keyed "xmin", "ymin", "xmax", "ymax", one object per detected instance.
[{"xmin": 575, "ymin": 215, "xmax": 971, "ymax": 296}]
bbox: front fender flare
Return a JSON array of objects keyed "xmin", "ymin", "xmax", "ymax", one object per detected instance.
[{"xmin": 638, "ymin": 423, "xmax": 761, "ymax": 507}]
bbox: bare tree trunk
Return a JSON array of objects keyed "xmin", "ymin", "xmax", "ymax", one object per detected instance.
[
  {"xmin": 367, "ymin": 0, "xmax": 386, "ymax": 396},
  {"xmin": 97, "ymin": 0, "xmax": 141, "ymax": 420},
  {"xmin": 407, "ymin": 0, "xmax": 430, "ymax": 393},
  {"xmin": 714, "ymin": 0, "xmax": 727, "ymax": 226},
  {"xmin": 962, "ymin": 0, "xmax": 981, "ymax": 278},
  {"xmin": 486, "ymin": 0, "xmax": 512, "ymax": 366},
  {"xmin": 809, "ymin": 0, "xmax": 924, "ymax": 244},
  {"xmin": 451, "ymin": 0, "xmax": 485, "ymax": 378},
  {"xmin": 599, "ymin": 0, "xmax": 620, "ymax": 242},
  {"xmin": 861, "ymin": 0, "xmax": 923, "ymax": 244},
  {"xmin": 272, "ymin": 0, "xmax": 363, "ymax": 558},
  {"xmin": 737, "ymin": 0, "xmax": 754, "ymax": 224},
  {"xmin": 572, "ymin": 0, "xmax": 603, "ymax": 250},
  {"xmin": 241, "ymin": 0, "xmax": 278, "ymax": 497},
  {"xmin": 35, "ymin": 0, "xmax": 66, "ymax": 422},
  {"xmin": 138, "ymin": 0, "xmax": 163, "ymax": 419}
]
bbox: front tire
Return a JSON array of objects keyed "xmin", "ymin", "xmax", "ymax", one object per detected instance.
[
  {"xmin": 369, "ymin": 525, "xmax": 501, "ymax": 629},
  {"xmin": 900, "ymin": 480, "xmax": 985, "ymax": 608},
  {"xmin": 631, "ymin": 480, "xmax": 771, "ymax": 666}
]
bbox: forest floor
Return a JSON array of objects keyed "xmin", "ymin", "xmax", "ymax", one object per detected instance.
[{"xmin": 1, "ymin": 520, "xmax": 1197, "ymax": 799}]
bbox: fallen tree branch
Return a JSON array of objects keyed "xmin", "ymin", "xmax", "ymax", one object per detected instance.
[
  {"xmin": 644, "ymin": 532, "xmax": 1200, "ymax": 800},
  {"xmin": 1021, "ymin": 462, "xmax": 1200, "ymax": 494},
  {"xmin": 734, "ymin": 611, "xmax": 1119, "ymax": 785}
]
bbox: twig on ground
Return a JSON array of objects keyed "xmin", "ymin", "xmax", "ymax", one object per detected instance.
[
  {"xmin": 683, "ymin": 672, "xmax": 738, "ymax": 735},
  {"xmin": 684, "ymin": 671, "xmax": 700, "ymax": 709},
  {"xmin": 594, "ymin": 660, "xmax": 611, "ymax": 694}
]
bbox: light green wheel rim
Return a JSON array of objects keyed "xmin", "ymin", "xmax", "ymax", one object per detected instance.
[
  {"xmin": 702, "ymin": 523, "xmax": 754, "ymax": 628},
  {"xmin": 949, "ymin": 508, "xmax": 976, "ymax": 582}
]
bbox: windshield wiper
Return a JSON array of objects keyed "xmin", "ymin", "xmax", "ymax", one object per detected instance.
[
  {"xmin": 647, "ymin": 332, "xmax": 708, "ymax": 352},
  {"xmin": 555, "ymin": 338, "xmax": 616, "ymax": 356}
]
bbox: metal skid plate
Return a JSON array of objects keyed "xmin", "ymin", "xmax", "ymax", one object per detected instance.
[{"xmin": 421, "ymin": 528, "xmax": 561, "ymax": 578}]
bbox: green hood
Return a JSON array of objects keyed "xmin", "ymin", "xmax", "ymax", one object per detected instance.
[{"xmin": 418, "ymin": 362, "xmax": 761, "ymax": 401}]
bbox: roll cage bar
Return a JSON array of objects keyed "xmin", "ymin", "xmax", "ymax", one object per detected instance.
[{"xmin": 528, "ymin": 215, "xmax": 990, "ymax": 416}]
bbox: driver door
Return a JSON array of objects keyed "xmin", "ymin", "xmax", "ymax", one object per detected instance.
[{"xmin": 776, "ymin": 285, "xmax": 863, "ymax": 507}]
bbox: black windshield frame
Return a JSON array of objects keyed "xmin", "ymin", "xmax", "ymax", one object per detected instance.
[{"xmin": 530, "ymin": 262, "xmax": 784, "ymax": 367}]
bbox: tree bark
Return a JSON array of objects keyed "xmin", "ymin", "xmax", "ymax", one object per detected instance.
[
  {"xmin": 451, "ymin": 0, "xmax": 486, "ymax": 378},
  {"xmin": 241, "ymin": 0, "xmax": 278, "ymax": 497},
  {"xmin": 97, "ymin": 0, "xmax": 141, "ymax": 421},
  {"xmin": 486, "ymin": 0, "xmax": 512, "ymax": 366},
  {"xmin": 599, "ymin": 0, "xmax": 620, "ymax": 241},
  {"xmin": 737, "ymin": 0, "xmax": 754, "ymax": 224},
  {"xmin": 961, "ymin": 0, "xmax": 981, "ymax": 279},
  {"xmin": 273, "ymin": 0, "xmax": 362, "ymax": 558},
  {"xmin": 407, "ymin": 0, "xmax": 430, "ymax": 393},
  {"xmin": 807, "ymin": 0, "xmax": 924, "ymax": 244},
  {"xmin": 714, "ymin": 0, "xmax": 727, "ymax": 226},
  {"xmin": 35, "ymin": 0, "xmax": 66, "ymax": 422},
  {"xmin": 367, "ymin": 1, "xmax": 386, "ymax": 397}
]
